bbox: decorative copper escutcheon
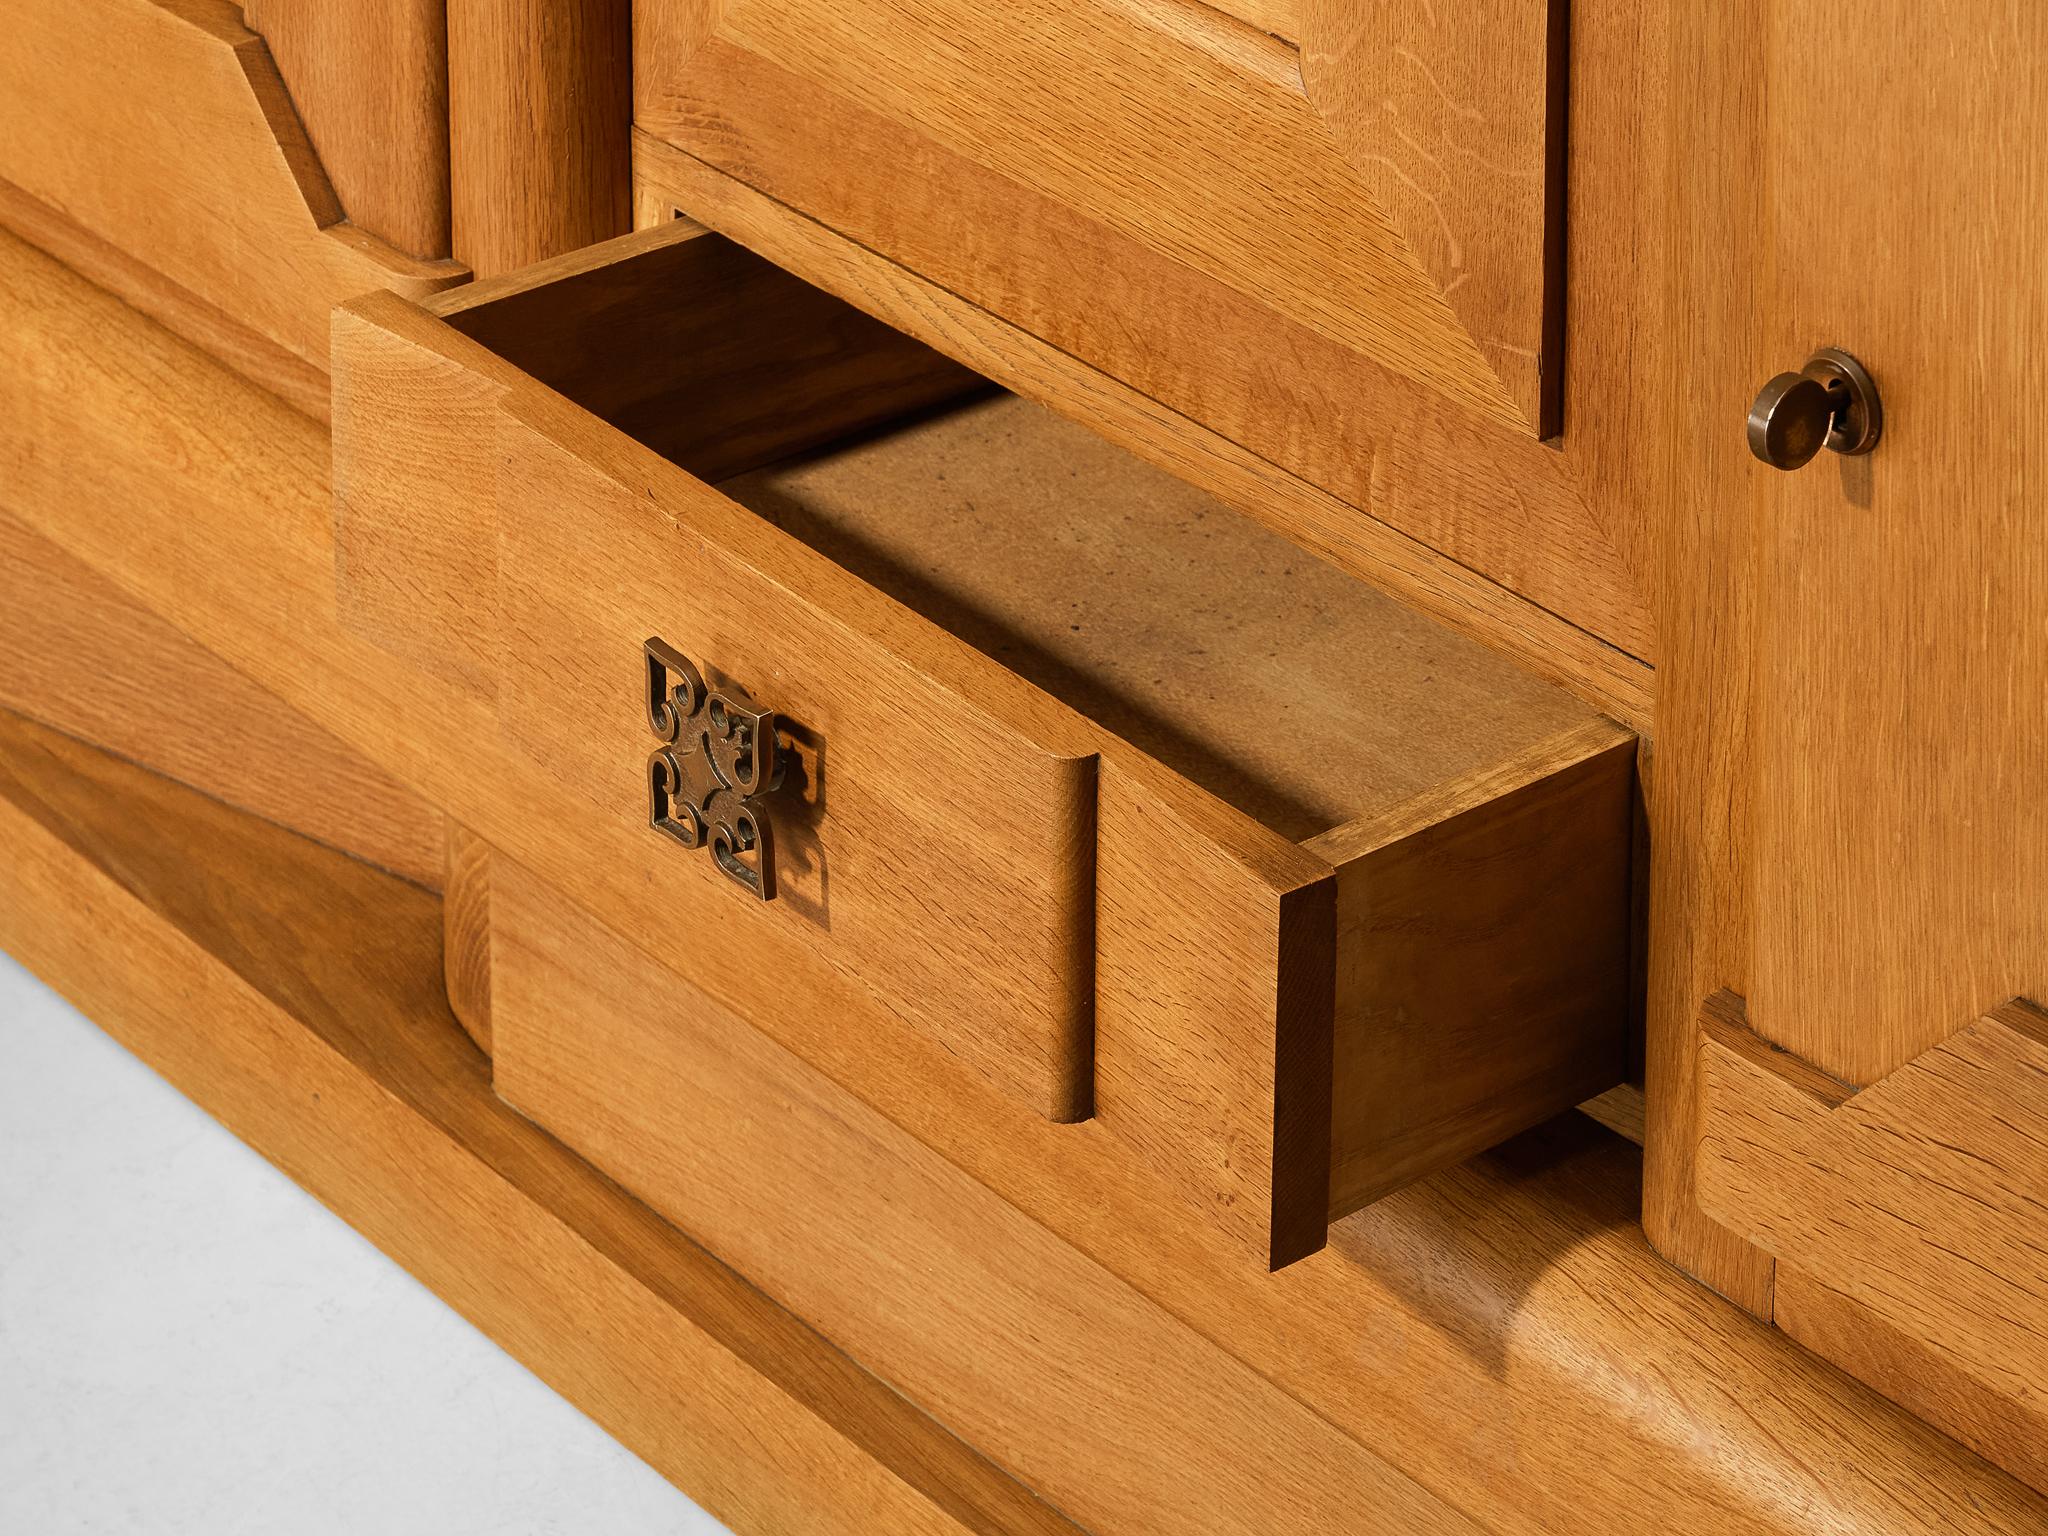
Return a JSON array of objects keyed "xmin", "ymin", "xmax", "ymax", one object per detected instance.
[{"xmin": 643, "ymin": 637, "xmax": 786, "ymax": 900}]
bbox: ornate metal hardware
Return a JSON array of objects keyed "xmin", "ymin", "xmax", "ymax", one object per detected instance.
[{"xmin": 644, "ymin": 637, "xmax": 785, "ymax": 901}]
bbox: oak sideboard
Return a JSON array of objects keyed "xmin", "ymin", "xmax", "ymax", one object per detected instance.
[{"xmin": 2, "ymin": 1, "xmax": 2043, "ymax": 1529}]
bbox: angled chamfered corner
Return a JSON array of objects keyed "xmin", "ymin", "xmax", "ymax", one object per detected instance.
[{"xmin": 1699, "ymin": 990, "xmax": 2048, "ymax": 1486}]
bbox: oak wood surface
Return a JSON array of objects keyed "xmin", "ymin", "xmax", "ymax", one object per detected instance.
[
  {"xmin": 443, "ymin": 822, "xmax": 494, "ymax": 1052},
  {"xmin": 0, "ymin": 178, "xmax": 331, "ymax": 421},
  {"xmin": 433, "ymin": 220, "xmax": 986, "ymax": 487},
  {"xmin": 1743, "ymin": 1, "xmax": 2048, "ymax": 1088},
  {"xmin": 492, "ymin": 852, "xmax": 1476, "ymax": 1536},
  {"xmin": 716, "ymin": 392, "xmax": 1604, "ymax": 845},
  {"xmin": 1772, "ymin": 1266, "xmax": 2048, "ymax": 1501},
  {"xmin": 639, "ymin": 0, "xmax": 1552, "ymax": 434},
  {"xmin": 330, "ymin": 293, "xmax": 511, "ymax": 698},
  {"xmin": 1316, "ymin": 722, "xmax": 1635, "ymax": 1214},
  {"xmin": 0, "ymin": 510, "xmax": 442, "ymax": 890},
  {"xmin": 1646, "ymin": 0, "xmax": 2048, "ymax": 1341},
  {"xmin": 448, "ymin": 0, "xmax": 631, "ymax": 275},
  {"xmin": 335, "ymin": 219, "xmax": 982, "ymax": 697},
  {"xmin": 344, "ymin": 222, "xmax": 1638, "ymax": 1261},
  {"xmin": 1638, "ymin": 0, "xmax": 1778, "ymax": 1315},
  {"xmin": 242, "ymin": 0, "xmax": 452, "ymax": 258},
  {"xmin": 1299, "ymin": 0, "xmax": 1566, "ymax": 433},
  {"xmin": 0, "ymin": 0, "xmax": 464, "ymax": 369},
  {"xmin": 1207, "ymin": 0, "xmax": 1296, "ymax": 41},
  {"xmin": 0, "ymin": 711, "xmax": 1078, "ymax": 1536},
  {"xmin": 492, "ymin": 399, "xmax": 1102, "ymax": 1123},
  {"xmin": 633, "ymin": 27, "xmax": 1650, "ymax": 655},
  {"xmin": 633, "ymin": 132, "xmax": 1656, "ymax": 732},
  {"xmin": 1698, "ymin": 993, "xmax": 2048, "ymax": 1488},
  {"xmin": 0, "ymin": 226, "xmax": 2038, "ymax": 1530},
  {"xmin": 335, "ymin": 223, "xmax": 1634, "ymax": 1258},
  {"xmin": 492, "ymin": 853, "xmax": 2048, "ymax": 1536},
  {"xmin": 1093, "ymin": 763, "xmax": 1338, "ymax": 1268}
]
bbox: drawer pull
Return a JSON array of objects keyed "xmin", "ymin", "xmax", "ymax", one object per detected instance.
[{"xmin": 643, "ymin": 637, "xmax": 785, "ymax": 901}]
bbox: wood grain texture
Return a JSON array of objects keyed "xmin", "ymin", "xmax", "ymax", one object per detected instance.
[
  {"xmin": 0, "ymin": 178, "xmax": 330, "ymax": 421},
  {"xmin": 715, "ymin": 393, "xmax": 1605, "ymax": 847},
  {"xmin": 641, "ymin": 0, "xmax": 1529, "ymax": 425},
  {"xmin": 0, "ymin": 712, "xmax": 1079, "ymax": 1536},
  {"xmin": 1, "ymin": 226, "xmax": 2040, "ymax": 1527},
  {"xmin": 448, "ymin": 0, "xmax": 630, "ymax": 275},
  {"xmin": 493, "ymin": 852, "xmax": 1481, "ymax": 1536},
  {"xmin": 336, "ymin": 220, "xmax": 1633, "ymax": 1251},
  {"xmin": 1095, "ymin": 764, "xmax": 1338, "ymax": 1269},
  {"xmin": 1580, "ymin": 1084, "xmax": 1646, "ymax": 1145},
  {"xmin": 443, "ymin": 822, "xmax": 493, "ymax": 1053},
  {"xmin": 1639, "ymin": 0, "xmax": 1777, "ymax": 1314},
  {"xmin": 1699, "ymin": 992, "xmax": 2048, "ymax": 1488},
  {"xmin": 1648, "ymin": 0, "xmax": 2048, "ymax": 1327},
  {"xmin": 491, "ymin": 853, "xmax": 2048, "ymax": 1536},
  {"xmin": 431, "ymin": 219, "xmax": 985, "ymax": 484},
  {"xmin": 334, "ymin": 218, "xmax": 982, "ymax": 697},
  {"xmin": 1774, "ymin": 1265, "xmax": 2048, "ymax": 1500},
  {"xmin": 242, "ymin": 0, "xmax": 451, "ymax": 257},
  {"xmin": 1745, "ymin": 0, "xmax": 2048, "ymax": 1086},
  {"xmin": 1300, "ymin": 0, "xmax": 1566, "ymax": 432},
  {"xmin": 1315, "ymin": 721, "xmax": 1635, "ymax": 1215},
  {"xmin": 0, "ymin": 510, "xmax": 442, "ymax": 889},
  {"xmin": 1208, "ymin": 0, "xmax": 1297, "ymax": 43},
  {"xmin": 0, "ymin": 0, "xmax": 464, "ymax": 368},
  {"xmin": 633, "ymin": 132, "xmax": 1656, "ymax": 731},
  {"xmin": 331, "ymin": 296, "xmax": 510, "ymax": 698},
  {"xmin": 491, "ymin": 399, "xmax": 1101, "ymax": 1121},
  {"xmin": 633, "ymin": 4, "xmax": 1656, "ymax": 656}
]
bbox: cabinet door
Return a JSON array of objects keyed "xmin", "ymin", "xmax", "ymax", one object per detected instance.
[
  {"xmin": 1650, "ymin": 0, "xmax": 2048, "ymax": 1490},
  {"xmin": 633, "ymin": 0, "xmax": 1661, "ymax": 658}
]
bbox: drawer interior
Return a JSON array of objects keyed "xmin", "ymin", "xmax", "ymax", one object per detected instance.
[
  {"xmin": 717, "ymin": 394, "xmax": 1594, "ymax": 846},
  {"xmin": 358, "ymin": 218, "xmax": 1636, "ymax": 1267},
  {"xmin": 444, "ymin": 224, "xmax": 1597, "ymax": 854}
]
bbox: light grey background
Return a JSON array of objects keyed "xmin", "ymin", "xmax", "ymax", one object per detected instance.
[{"xmin": 0, "ymin": 948, "xmax": 732, "ymax": 1535}]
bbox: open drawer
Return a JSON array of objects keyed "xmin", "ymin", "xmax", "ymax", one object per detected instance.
[{"xmin": 333, "ymin": 219, "xmax": 1636, "ymax": 1268}]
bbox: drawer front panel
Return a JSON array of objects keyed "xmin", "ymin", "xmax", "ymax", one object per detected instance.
[{"xmin": 493, "ymin": 406, "xmax": 1099, "ymax": 1119}]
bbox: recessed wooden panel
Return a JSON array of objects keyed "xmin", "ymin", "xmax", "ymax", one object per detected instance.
[
  {"xmin": 632, "ymin": 0, "xmax": 1655, "ymax": 656},
  {"xmin": 641, "ymin": 0, "xmax": 1553, "ymax": 430}
]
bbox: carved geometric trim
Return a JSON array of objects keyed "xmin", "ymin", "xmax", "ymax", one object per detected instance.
[{"xmin": 1697, "ymin": 988, "xmax": 2048, "ymax": 1486}]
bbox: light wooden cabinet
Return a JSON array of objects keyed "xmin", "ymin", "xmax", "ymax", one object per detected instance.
[
  {"xmin": 1645, "ymin": 0, "xmax": 2048, "ymax": 1488},
  {"xmin": 2, "ymin": 0, "xmax": 2046, "ymax": 1527}
]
